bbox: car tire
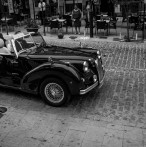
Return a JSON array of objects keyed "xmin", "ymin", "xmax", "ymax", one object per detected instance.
[{"xmin": 40, "ymin": 78, "xmax": 70, "ymax": 107}]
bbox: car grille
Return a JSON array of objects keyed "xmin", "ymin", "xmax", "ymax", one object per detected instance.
[
  {"xmin": 95, "ymin": 58, "xmax": 104, "ymax": 82},
  {"xmin": 83, "ymin": 71, "xmax": 94, "ymax": 85},
  {"xmin": 95, "ymin": 59, "xmax": 98, "ymax": 70}
]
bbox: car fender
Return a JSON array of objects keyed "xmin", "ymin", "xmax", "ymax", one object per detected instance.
[{"xmin": 21, "ymin": 62, "xmax": 81, "ymax": 95}]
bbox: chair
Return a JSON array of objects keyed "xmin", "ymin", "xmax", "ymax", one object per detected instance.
[
  {"xmin": 84, "ymin": 19, "xmax": 96, "ymax": 34},
  {"xmin": 96, "ymin": 15, "xmax": 101, "ymax": 20},
  {"xmin": 35, "ymin": 12, "xmax": 40, "ymax": 24},
  {"xmin": 85, "ymin": 18, "xmax": 90, "ymax": 33},
  {"xmin": 50, "ymin": 20, "xmax": 61, "ymax": 33},
  {"xmin": 0, "ymin": 18, "xmax": 8, "ymax": 32},
  {"xmin": 130, "ymin": 16, "xmax": 140, "ymax": 30},
  {"xmin": 63, "ymin": 15, "xmax": 73, "ymax": 33},
  {"xmin": 83, "ymin": 15, "xmax": 97, "ymax": 35},
  {"xmin": 131, "ymin": 16, "xmax": 142, "ymax": 37},
  {"xmin": 109, "ymin": 17, "xmax": 118, "ymax": 35},
  {"xmin": 44, "ymin": 18, "xmax": 51, "ymax": 32},
  {"xmin": 96, "ymin": 21, "xmax": 108, "ymax": 36},
  {"xmin": 128, "ymin": 16, "xmax": 137, "ymax": 29},
  {"xmin": 1, "ymin": 15, "xmax": 19, "ymax": 32},
  {"xmin": 7, "ymin": 15, "xmax": 19, "ymax": 31}
]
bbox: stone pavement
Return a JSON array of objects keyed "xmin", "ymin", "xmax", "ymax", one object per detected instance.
[{"xmin": 0, "ymin": 30, "xmax": 146, "ymax": 147}]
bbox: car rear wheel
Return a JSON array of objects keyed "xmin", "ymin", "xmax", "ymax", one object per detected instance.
[{"xmin": 40, "ymin": 78, "xmax": 70, "ymax": 107}]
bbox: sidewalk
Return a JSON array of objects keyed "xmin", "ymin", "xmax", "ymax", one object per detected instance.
[{"xmin": 1, "ymin": 22, "xmax": 145, "ymax": 43}]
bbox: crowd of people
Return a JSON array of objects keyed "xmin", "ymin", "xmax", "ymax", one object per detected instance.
[
  {"xmin": 70, "ymin": 1, "xmax": 95, "ymax": 35},
  {"xmin": 37, "ymin": 0, "xmax": 97, "ymax": 34},
  {"xmin": 0, "ymin": 0, "xmax": 101, "ymax": 37}
]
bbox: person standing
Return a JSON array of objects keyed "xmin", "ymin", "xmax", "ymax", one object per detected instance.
[
  {"xmin": 38, "ymin": 0, "xmax": 46, "ymax": 25},
  {"xmin": 72, "ymin": 4, "xmax": 82, "ymax": 34},
  {"xmin": 86, "ymin": 1, "xmax": 91, "ymax": 21},
  {"xmin": 14, "ymin": 1, "xmax": 21, "ymax": 22},
  {"xmin": 83, "ymin": 2, "xmax": 91, "ymax": 34}
]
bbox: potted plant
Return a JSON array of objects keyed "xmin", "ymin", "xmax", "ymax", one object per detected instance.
[
  {"xmin": 58, "ymin": 28, "xmax": 64, "ymax": 39},
  {"xmin": 25, "ymin": 18, "xmax": 40, "ymax": 33}
]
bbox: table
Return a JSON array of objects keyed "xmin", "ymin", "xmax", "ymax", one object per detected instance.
[
  {"xmin": 52, "ymin": 19, "xmax": 66, "ymax": 28},
  {"xmin": 52, "ymin": 19, "xmax": 66, "ymax": 23},
  {"xmin": 1, "ymin": 18, "xmax": 13, "ymax": 34},
  {"xmin": 21, "ymin": 14, "xmax": 29, "ymax": 23},
  {"xmin": 50, "ymin": 19, "xmax": 66, "ymax": 31},
  {"xmin": 95, "ymin": 20, "xmax": 110, "ymax": 36},
  {"xmin": 1, "ymin": 17, "xmax": 12, "ymax": 22},
  {"xmin": 97, "ymin": 20, "xmax": 110, "ymax": 23}
]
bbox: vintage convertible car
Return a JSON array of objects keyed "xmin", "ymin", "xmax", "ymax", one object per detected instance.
[{"xmin": 0, "ymin": 32, "xmax": 105, "ymax": 106}]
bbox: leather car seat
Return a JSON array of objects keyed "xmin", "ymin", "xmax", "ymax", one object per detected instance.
[{"xmin": 0, "ymin": 39, "xmax": 11, "ymax": 55}]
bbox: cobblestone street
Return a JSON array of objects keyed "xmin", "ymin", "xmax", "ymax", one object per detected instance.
[
  {"xmin": 44, "ymin": 37, "xmax": 146, "ymax": 127},
  {"xmin": 0, "ymin": 36, "xmax": 146, "ymax": 147}
]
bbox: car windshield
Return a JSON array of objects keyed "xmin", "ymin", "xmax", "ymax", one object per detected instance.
[
  {"xmin": 14, "ymin": 34, "xmax": 36, "ymax": 54},
  {"xmin": 31, "ymin": 33, "xmax": 46, "ymax": 47},
  {"xmin": 14, "ymin": 33, "xmax": 46, "ymax": 54}
]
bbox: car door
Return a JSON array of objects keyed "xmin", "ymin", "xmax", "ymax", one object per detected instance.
[
  {"xmin": 0, "ymin": 54, "xmax": 19, "ymax": 86},
  {"xmin": 0, "ymin": 37, "xmax": 31, "ymax": 87},
  {"xmin": 0, "ymin": 55, "xmax": 6, "ymax": 77},
  {"xmin": 0, "ymin": 53, "xmax": 31, "ymax": 87}
]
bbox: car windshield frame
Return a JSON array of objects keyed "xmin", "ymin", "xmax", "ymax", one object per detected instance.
[
  {"xmin": 12, "ymin": 32, "xmax": 46, "ymax": 56},
  {"xmin": 14, "ymin": 33, "xmax": 36, "ymax": 54}
]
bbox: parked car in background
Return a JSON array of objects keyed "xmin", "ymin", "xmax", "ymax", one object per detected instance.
[{"xmin": 0, "ymin": 32, "xmax": 105, "ymax": 106}]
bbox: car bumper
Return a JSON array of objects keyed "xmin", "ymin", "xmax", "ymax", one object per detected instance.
[{"xmin": 80, "ymin": 75, "xmax": 104, "ymax": 95}]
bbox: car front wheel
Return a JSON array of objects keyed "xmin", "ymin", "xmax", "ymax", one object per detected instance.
[{"xmin": 40, "ymin": 78, "xmax": 70, "ymax": 107}]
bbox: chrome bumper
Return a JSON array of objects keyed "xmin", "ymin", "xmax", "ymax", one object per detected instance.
[
  {"xmin": 80, "ymin": 81, "xmax": 98, "ymax": 95},
  {"xmin": 79, "ymin": 75, "xmax": 104, "ymax": 95}
]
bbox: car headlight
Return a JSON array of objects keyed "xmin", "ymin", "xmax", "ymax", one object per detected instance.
[
  {"xmin": 97, "ymin": 50, "xmax": 101, "ymax": 59},
  {"xmin": 83, "ymin": 61, "xmax": 90, "ymax": 72},
  {"xmin": 95, "ymin": 59, "xmax": 98, "ymax": 67},
  {"xmin": 97, "ymin": 51, "xmax": 100, "ymax": 55}
]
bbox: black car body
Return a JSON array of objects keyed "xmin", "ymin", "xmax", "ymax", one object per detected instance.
[{"xmin": 0, "ymin": 32, "xmax": 105, "ymax": 106}]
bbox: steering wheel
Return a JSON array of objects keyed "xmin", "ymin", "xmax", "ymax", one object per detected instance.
[{"xmin": 38, "ymin": 42, "xmax": 46, "ymax": 48}]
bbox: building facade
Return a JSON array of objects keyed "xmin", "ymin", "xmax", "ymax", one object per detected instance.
[
  {"xmin": 114, "ymin": 0, "xmax": 143, "ymax": 17},
  {"xmin": 59, "ymin": 0, "xmax": 101, "ymax": 16},
  {"xmin": 58, "ymin": 0, "xmax": 142, "ymax": 17},
  {"xmin": 0, "ymin": 0, "xmax": 143, "ymax": 20}
]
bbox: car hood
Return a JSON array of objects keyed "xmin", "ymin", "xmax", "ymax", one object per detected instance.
[{"xmin": 29, "ymin": 46, "xmax": 97, "ymax": 61}]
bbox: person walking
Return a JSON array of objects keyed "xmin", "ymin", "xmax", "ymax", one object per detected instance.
[
  {"xmin": 72, "ymin": 4, "xmax": 82, "ymax": 34},
  {"xmin": 84, "ymin": 1, "xmax": 91, "ymax": 33},
  {"xmin": 38, "ymin": 0, "xmax": 46, "ymax": 25}
]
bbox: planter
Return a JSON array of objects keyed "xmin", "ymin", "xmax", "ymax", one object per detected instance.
[
  {"xmin": 58, "ymin": 33, "xmax": 64, "ymax": 39},
  {"xmin": 26, "ymin": 28, "xmax": 39, "ymax": 33}
]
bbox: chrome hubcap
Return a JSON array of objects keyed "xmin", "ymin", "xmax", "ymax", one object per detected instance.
[{"xmin": 44, "ymin": 83, "xmax": 64, "ymax": 103}]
